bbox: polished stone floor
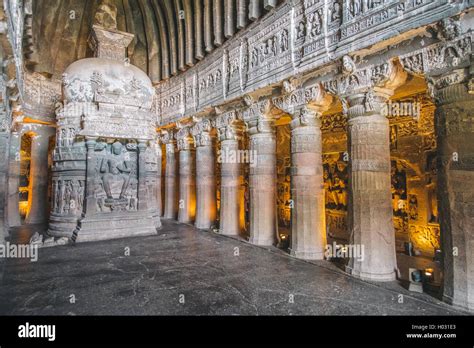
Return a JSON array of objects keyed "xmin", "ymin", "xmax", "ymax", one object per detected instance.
[{"xmin": 0, "ymin": 221, "xmax": 466, "ymax": 315}]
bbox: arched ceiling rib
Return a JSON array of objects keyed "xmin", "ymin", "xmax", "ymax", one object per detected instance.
[{"xmin": 26, "ymin": 0, "xmax": 282, "ymax": 84}]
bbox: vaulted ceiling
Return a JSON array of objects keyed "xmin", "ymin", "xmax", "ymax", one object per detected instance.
[{"xmin": 26, "ymin": 0, "xmax": 282, "ymax": 84}]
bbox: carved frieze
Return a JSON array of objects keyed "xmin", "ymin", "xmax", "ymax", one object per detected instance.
[
  {"xmin": 197, "ymin": 53, "xmax": 225, "ymax": 108},
  {"xmin": 246, "ymin": 2, "xmax": 291, "ymax": 89},
  {"xmin": 400, "ymin": 31, "xmax": 472, "ymax": 77}
]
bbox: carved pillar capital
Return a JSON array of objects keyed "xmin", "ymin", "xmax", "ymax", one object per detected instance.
[
  {"xmin": 241, "ymin": 99, "xmax": 274, "ymax": 135},
  {"xmin": 427, "ymin": 68, "xmax": 473, "ymax": 106},
  {"xmin": 214, "ymin": 110, "xmax": 244, "ymax": 141},
  {"xmin": 85, "ymin": 137, "xmax": 98, "ymax": 149},
  {"xmin": 290, "ymin": 106, "xmax": 320, "ymax": 129},
  {"xmin": 343, "ymin": 87, "xmax": 393, "ymax": 119},
  {"xmin": 274, "ymin": 84, "xmax": 332, "ymax": 114},
  {"xmin": 160, "ymin": 129, "xmax": 176, "ymax": 144},
  {"xmin": 191, "ymin": 118, "xmax": 214, "ymax": 147},
  {"xmin": 329, "ymin": 58, "xmax": 407, "ymax": 117},
  {"xmin": 161, "ymin": 129, "xmax": 177, "ymax": 155},
  {"xmin": 176, "ymin": 126, "xmax": 195, "ymax": 150}
]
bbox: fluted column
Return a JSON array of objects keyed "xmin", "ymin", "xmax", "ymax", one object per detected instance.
[
  {"xmin": 243, "ymin": 100, "xmax": 276, "ymax": 246},
  {"xmin": 162, "ymin": 130, "xmax": 178, "ymax": 220},
  {"xmin": 215, "ymin": 111, "xmax": 244, "ymax": 236},
  {"xmin": 191, "ymin": 119, "xmax": 216, "ymax": 229},
  {"xmin": 433, "ymin": 76, "xmax": 474, "ymax": 312},
  {"xmin": 345, "ymin": 88, "xmax": 397, "ymax": 281},
  {"xmin": 26, "ymin": 125, "xmax": 54, "ymax": 224},
  {"xmin": 177, "ymin": 126, "xmax": 196, "ymax": 224},
  {"xmin": 289, "ymin": 107, "xmax": 326, "ymax": 259}
]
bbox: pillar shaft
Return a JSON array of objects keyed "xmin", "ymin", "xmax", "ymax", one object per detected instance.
[
  {"xmin": 156, "ymin": 149, "xmax": 163, "ymax": 217},
  {"xmin": 163, "ymin": 142, "xmax": 178, "ymax": 219},
  {"xmin": 26, "ymin": 127, "xmax": 53, "ymax": 224},
  {"xmin": 248, "ymin": 127, "xmax": 276, "ymax": 246},
  {"xmin": 178, "ymin": 148, "xmax": 196, "ymax": 223},
  {"xmin": 290, "ymin": 110, "xmax": 326, "ymax": 260},
  {"xmin": 84, "ymin": 138, "xmax": 97, "ymax": 215},
  {"xmin": 346, "ymin": 92, "xmax": 397, "ymax": 281},
  {"xmin": 435, "ymin": 82, "xmax": 474, "ymax": 311},
  {"xmin": 137, "ymin": 142, "xmax": 148, "ymax": 211},
  {"xmin": 195, "ymin": 144, "xmax": 216, "ymax": 229},
  {"xmin": 219, "ymin": 139, "xmax": 241, "ymax": 235},
  {"xmin": 7, "ymin": 131, "xmax": 21, "ymax": 227}
]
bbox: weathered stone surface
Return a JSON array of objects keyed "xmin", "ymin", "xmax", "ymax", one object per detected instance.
[
  {"xmin": 2, "ymin": 0, "xmax": 474, "ymax": 314},
  {"xmin": 48, "ymin": 26, "xmax": 161, "ymax": 242},
  {"xmin": 435, "ymin": 83, "xmax": 474, "ymax": 312},
  {"xmin": 0, "ymin": 221, "xmax": 467, "ymax": 316},
  {"xmin": 192, "ymin": 119, "xmax": 216, "ymax": 229},
  {"xmin": 247, "ymin": 113, "xmax": 277, "ymax": 246},
  {"xmin": 177, "ymin": 126, "xmax": 196, "ymax": 224},
  {"xmin": 6, "ymin": 131, "xmax": 21, "ymax": 227},
  {"xmin": 162, "ymin": 130, "xmax": 178, "ymax": 220},
  {"xmin": 25, "ymin": 125, "xmax": 54, "ymax": 224}
]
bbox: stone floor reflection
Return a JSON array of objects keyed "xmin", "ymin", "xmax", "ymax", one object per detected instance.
[{"xmin": 0, "ymin": 221, "xmax": 466, "ymax": 316}]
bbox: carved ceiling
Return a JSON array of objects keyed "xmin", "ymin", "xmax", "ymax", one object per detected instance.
[{"xmin": 25, "ymin": 0, "xmax": 282, "ymax": 83}]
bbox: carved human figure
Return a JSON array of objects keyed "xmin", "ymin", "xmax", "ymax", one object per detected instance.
[
  {"xmin": 77, "ymin": 181, "xmax": 84, "ymax": 212},
  {"xmin": 100, "ymin": 141, "xmax": 132, "ymax": 201},
  {"xmin": 348, "ymin": 0, "xmax": 361, "ymax": 17},
  {"xmin": 297, "ymin": 21, "xmax": 306, "ymax": 39},
  {"xmin": 61, "ymin": 129, "xmax": 67, "ymax": 146},
  {"xmin": 310, "ymin": 11, "xmax": 322, "ymax": 37},
  {"xmin": 64, "ymin": 181, "xmax": 72, "ymax": 214},
  {"xmin": 58, "ymin": 181, "xmax": 66, "ymax": 213},
  {"xmin": 334, "ymin": 161, "xmax": 348, "ymax": 210},
  {"xmin": 331, "ymin": 2, "xmax": 341, "ymax": 22},
  {"xmin": 280, "ymin": 29, "xmax": 288, "ymax": 51}
]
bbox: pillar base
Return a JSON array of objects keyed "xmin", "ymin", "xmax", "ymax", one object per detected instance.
[
  {"xmin": 25, "ymin": 217, "xmax": 48, "ymax": 225},
  {"xmin": 220, "ymin": 229, "xmax": 239, "ymax": 237},
  {"xmin": 249, "ymin": 236, "xmax": 274, "ymax": 246},
  {"xmin": 443, "ymin": 294, "xmax": 474, "ymax": 313},
  {"xmin": 72, "ymin": 211, "xmax": 160, "ymax": 243},
  {"xmin": 346, "ymin": 265, "xmax": 396, "ymax": 282},
  {"xmin": 290, "ymin": 249, "xmax": 325, "ymax": 261},
  {"xmin": 195, "ymin": 222, "xmax": 212, "ymax": 230},
  {"xmin": 178, "ymin": 217, "xmax": 193, "ymax": 224}
]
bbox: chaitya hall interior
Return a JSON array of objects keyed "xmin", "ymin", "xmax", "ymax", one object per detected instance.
[{"xmin": 0, "ymin": 0, "xmax": 473, "ymax": 315}]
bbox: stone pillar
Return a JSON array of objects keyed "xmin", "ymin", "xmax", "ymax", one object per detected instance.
[
  {"xmin": 25, "ymin": 125, "xmax": 54, "ymax": 224},
  {"xmin": 243, "ymin": 100, "xmax": 276, "ymax": 246},
  {"xmin": 177, "ymin": 126, "xmax": 196, "ymax": 224},
  {"xmin": 6, "ymin": 130, "xmax": 21, "ymax": 227},
  {"xmin": 289, "ymin": 107, "xmax": 327, "ymax": 260},
  {"xmin": 433, "ymin": 78, "xmax": 474, "ymax": 312},
  {"xmin": 156, "ymin": 140, "xmax": 163, "ymax": 217},
  {"xmin": 84, "ymin": 137, "xmax": 98, "ymax": 215},
  {"xmin": 191, "ymin": 119, "xmax": 216, "ymax": 229},
  {"xmin": 137, "ymin": 141, "xmax": 149, "ymax": 211},
  {"xmin": 215, "ymin": 111, "xmax": 244, "ymax": 236},
  {"xmin": 345, "ymin": 88, "xmax": 397, "ymax": 281},
  {"xmin": 162, "ymin": 131, "xmax": 178, "ymax": 220},
  {"xmin": 0, "ymin": 132, "xmax": 9, "ymax": 244}
]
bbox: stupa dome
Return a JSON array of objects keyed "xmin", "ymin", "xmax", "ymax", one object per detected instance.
[{"xmin": 63, "ymin": 57, "xmax": 154, "ymax": 108}]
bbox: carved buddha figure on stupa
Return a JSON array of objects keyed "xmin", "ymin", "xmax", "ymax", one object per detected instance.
[{"xmin": 100, "ymin": 141, "xmax": 132, "ymax": 203}]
